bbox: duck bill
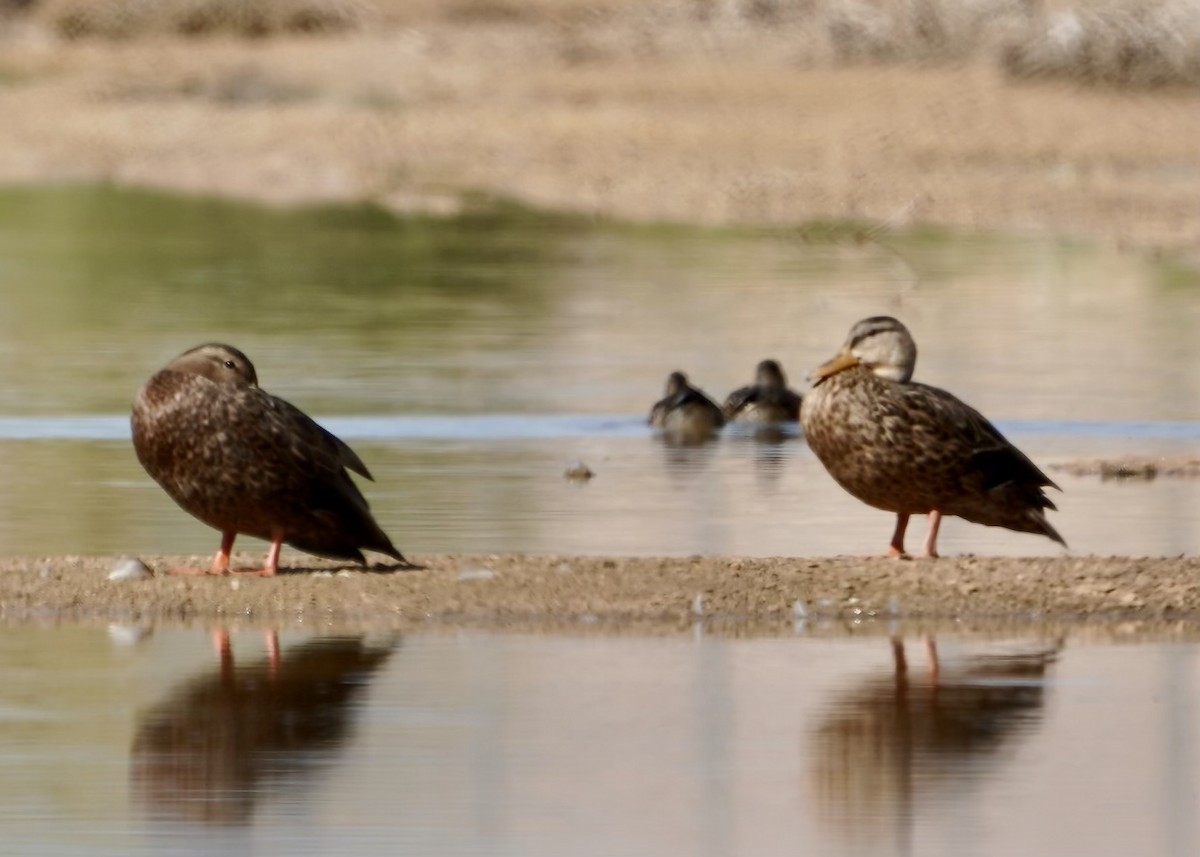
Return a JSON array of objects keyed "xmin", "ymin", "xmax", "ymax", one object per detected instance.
[{"xmin": 808, "ymin": 351, "xmax": 860, "ymax": 383}]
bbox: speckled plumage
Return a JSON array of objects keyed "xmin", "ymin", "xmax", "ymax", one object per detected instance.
[
  {"xmin": 723, "ymin": 359, "xmax": 803, "ymax": 423},
  {"xmin": 648, "ymin": 371, "xmax": 725, "ymax": 442},
  {"xmin": 800, "ymin": 317, "xmax": 1064, "ymax": 556},
  {"xmin": 131, "ymin": 343, "xmax": 406, "ymax": 574}
]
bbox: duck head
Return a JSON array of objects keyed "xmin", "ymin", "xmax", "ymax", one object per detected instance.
[
  {"xmin": 809, "ymin": 316, "xmax": 917, "ymax": 385},
  {"xmin": 755, "ymin": 359, "xmax": 787, "ymax": 388},
  {"xmin": 664, "ymin": 371, "xmax": 690, "ymax": 395},
  {"xmin": 166, "ymin": 343, "xmax": 259, "ymax": 387}
]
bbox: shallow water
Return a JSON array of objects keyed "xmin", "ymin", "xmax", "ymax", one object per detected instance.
[
  {"xmin": 0, "ymin": 184, "xmax": 1199, "ymax": 558},
  {"xmin": 4, "ymin": 622, "xmax": 1200, "ymax": 857}
]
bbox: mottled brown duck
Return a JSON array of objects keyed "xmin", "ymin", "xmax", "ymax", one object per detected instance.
[
  {"xmin": 131, "ymin": 343, "xmax": 408, "ymax": 576},
  {"xmin": 648, "ymin": 370, "xmax": 726, "ymax": 443},
  {"xmin": 722, "ymin": 359, "xmax": 803, "ymax": 423},
  {"xmin": 800, "ymin": 316, "xmax": 1065, "ymax": 557}
]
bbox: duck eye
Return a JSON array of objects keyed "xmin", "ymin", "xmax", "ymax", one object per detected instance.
[{"xmin": 223, "ymin": 360, "xmax": 236, "ymax": 369}]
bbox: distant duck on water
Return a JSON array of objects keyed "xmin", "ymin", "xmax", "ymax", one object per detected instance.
[
  {"xmin": 131, "ymin": 343, "xmax": 410, "ymax": 576},
  {"xmin": 723, "ymin": 358, "xmax": 803, "ymax": 424},
  {"xmin": 800, "ymin": 317, "xmax": 1065, "ymax": 557},
  {"xmin": 648, "ymin": 370, "xmax": 725, "ymax": 443}
]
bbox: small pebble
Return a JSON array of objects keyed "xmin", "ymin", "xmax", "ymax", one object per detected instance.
[
  {"xmin": 564, "ymin": 461, "xmax": 594, "ymax": 481},
  {"xmin": 107, "ymin": 556, "xmax": 154, "ymax": 581}
]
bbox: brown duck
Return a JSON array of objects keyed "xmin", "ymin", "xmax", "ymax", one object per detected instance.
[
  {"xmin": 648, "ymin": 370, "xmax": 725, "ymax": 442},
  {"xmin": 722, "ymin": 358, "xmax": 803, "ymax": 423},
  {"xmin": 800, "ymin": 316, "xmax": 1064, "ymax": 557},
  {"xmin": 131, "ymin": 343, "xmax": 408, "ymax": 576}
]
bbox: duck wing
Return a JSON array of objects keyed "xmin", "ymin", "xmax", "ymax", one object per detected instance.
[
  {"xmin": 899, "ymin": 381, "xmax": 1064, "ymax": 546},
  {"xmin": 271, "ymin": 397, "xmax": 373, "ymax": 480},
  {"xmin": 722, "ymin": 384, "xmax": 758, "ymax": 419},
  {"xmin": 257, "ymin": 391, "xmax": 405, "ymax": 562},
  {"xmin": 905, "ymin": 382, "xmax": 1059, "ymax": 497}
]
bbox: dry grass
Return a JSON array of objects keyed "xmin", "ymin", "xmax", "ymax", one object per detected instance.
[
  {"xmin": 35, "ymin": 0, "xmax": 365, "ymax": 39},
  {"xmin": 20, "ymin": 0, "xmax": 655, "ymax": 37},
  {"xmin": 824, "ymin": 0, "xmax": 1032, "ymax": 63},
  {"xmin": 1, "ymin": 1, "xmax": 1199, "ymax": 252},
  {"xmin": 14, "ymin": 0, "xmax": 1200, "ymax": 93},
  {"xmin": 1003, "ymin": 0, "xmax": 1200, "ymax": 88}
]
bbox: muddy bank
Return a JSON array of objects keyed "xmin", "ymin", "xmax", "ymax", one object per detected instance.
[
  {"xmin": 4, "ymin": 553, "xmax": 1200, "ymax": 630},
  {"xmin": 1051, "ymin": 455, "xmax": 1200, "ymax": 480}
]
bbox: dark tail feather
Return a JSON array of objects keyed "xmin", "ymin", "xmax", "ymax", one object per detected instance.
[
  {"xmin": 1032, "ymin": 512, "xmax": 1067, "ymax": 548},
  {"xmin": 378, "ymin": 541, "xmax": 423, "ymax": 570}
]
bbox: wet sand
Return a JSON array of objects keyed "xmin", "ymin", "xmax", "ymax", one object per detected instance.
[{"xmin": 5, "ymin": 552, "xmax": 1200, "ymax": 630}]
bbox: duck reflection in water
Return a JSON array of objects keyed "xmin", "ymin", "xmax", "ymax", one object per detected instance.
[
  {"xmin": 130, "ymin": 631, "xmax": 398, "ymax": 825},
  {"xmin": 811, "ymin": 638, "xmax": 1061, "ymax": 854}
]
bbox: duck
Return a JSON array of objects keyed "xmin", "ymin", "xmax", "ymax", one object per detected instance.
[
  {"xmin": 723, "ymin": 358, "xmax": 803, "ymax": 423},
  {"xmin": 131, "ymin": 343, "xmax": 409, "ymax": 576},
  {"xmin": 799, "ymin": 316, "xmax": 1064, "ymax": 557},
  {"xmin": 648, "ymin": 370, "xmax": 725, "ymax": 442}
]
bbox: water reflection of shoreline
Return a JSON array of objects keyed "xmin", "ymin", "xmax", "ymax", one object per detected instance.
[
  {"xmin": 811, "ymin": 638, "xmax": 1060, "ymax": 855},
  {"xmin": 130, "ymin": 632, "xmax": 398, "ymax": 826}
]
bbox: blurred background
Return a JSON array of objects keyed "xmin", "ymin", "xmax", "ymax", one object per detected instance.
[{"xmin": 1, "ymin": 0, "xmax": 1199, "ymax": 248}]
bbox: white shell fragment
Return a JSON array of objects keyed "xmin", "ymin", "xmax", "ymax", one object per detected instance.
[
  {"xmin": 458, "ymin": 567, "xmax": 496, "ymax": 581},
  {"xmin": 107, "ymin": 556, "xmax": 155, "ymax": 581}
]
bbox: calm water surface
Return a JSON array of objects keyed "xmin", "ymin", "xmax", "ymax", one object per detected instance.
[
  {"xmin": 0, "ymin": 185, "xmax": 1198, "ymax": 558},
  {"xmin": 3, "ymin": 623, "xmax": 1200, "ymax": 857}
]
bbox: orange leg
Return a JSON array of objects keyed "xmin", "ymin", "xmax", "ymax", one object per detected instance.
[
  {"xmin": 260, "ymin": 530, "xmax": 284, "ymax": 577},
  {"xmin": 225, "ymin": 530, "xmax": 284, "ymax": 576},
  {"xmin": 212, "ymin": 531, "xmax": 235, "ymax": 573},
  {"xmin": 921, "ymin": 510, "xmax": 943, "ymax": 558},
  {"xmin": 887, "ymin": 513, "xmax": 910, "ymax": 558},
  {"xmin": 168, "ymin": 531, "xmax": 236, "ymax": 576}
]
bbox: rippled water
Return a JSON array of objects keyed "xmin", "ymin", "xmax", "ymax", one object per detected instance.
[
  {"xmin": 4, "ymin": 623, "xmax": 1200, "ymax": 857},
  {"xmin": 0, "ymin": 185, "xmax": 1198, "ymax": 559}
]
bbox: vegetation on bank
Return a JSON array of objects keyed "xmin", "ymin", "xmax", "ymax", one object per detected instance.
[{"xmin": 4, "ymin": 0, "xmax": 1199, "ymax": 90}]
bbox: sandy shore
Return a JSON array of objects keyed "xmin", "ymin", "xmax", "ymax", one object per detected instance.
[
  {"xmin": 2, "ymin": 14, "xmax": 1200, "ymax": 255},
  {"xmin": 5, "ymin": 552, "xmax": 1200, "ymax": 632}
]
